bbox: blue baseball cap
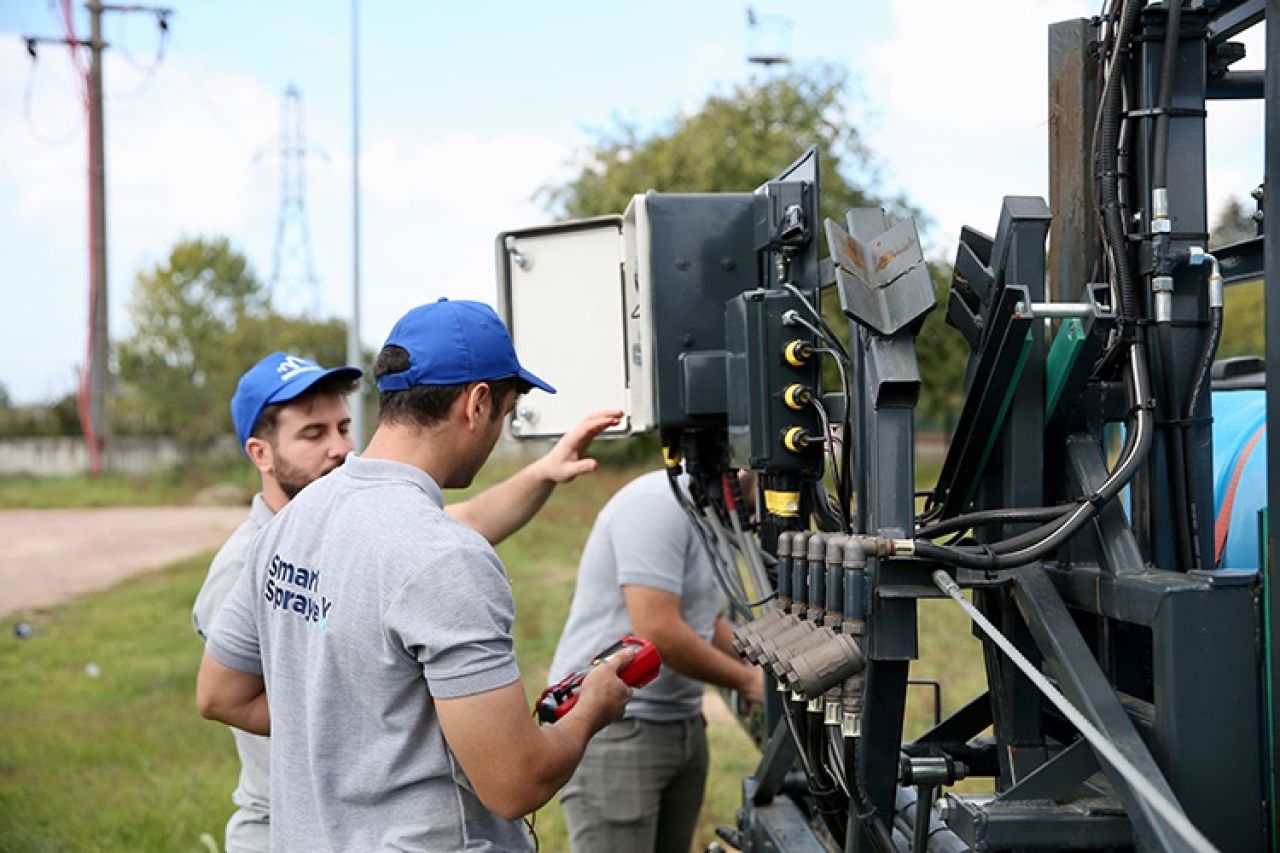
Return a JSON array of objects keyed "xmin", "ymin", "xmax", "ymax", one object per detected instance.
[
  {"xmin": 230, "ymin": 352, "xmax": 363, "ymax": 451},
  {"xmin": 375, "ymin": 298, "xmax": 555, "ymax": 394}
]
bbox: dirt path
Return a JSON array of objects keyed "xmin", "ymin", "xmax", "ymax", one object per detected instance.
[{"xmin": 0, "ymin": 506, "xmax": 247, "ymax": 620}]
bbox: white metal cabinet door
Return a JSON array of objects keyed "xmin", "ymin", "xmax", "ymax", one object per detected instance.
[{"xmin": 497, "ymin": 218, "xmax": 630, "ymax": 438}]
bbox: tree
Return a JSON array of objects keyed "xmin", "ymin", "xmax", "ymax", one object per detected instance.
[
  {"xmin": 543, "ymin": 64, "xmax": 967, "ymax": 428},
  {"xmin": 0, "ymin": 392, "xmax": 81, "ymax": 438},
  {"xmin": 544, "ymin": 65, "xmax": 900, "ymax": 226},
  {"xmin": 1210, "ymin": 195, "xmax": 1257, "ymax": 248},
  {"xmin": 1208, "ymin": 197, "xmax": 1265, "ymax": 359},
  {"xmin": 913, "ymin": 262, "xmax": 968, "ymax": 429},
  {"xmin": 115, "ymin": 237, "xmax": 350, "ymax": 453}
]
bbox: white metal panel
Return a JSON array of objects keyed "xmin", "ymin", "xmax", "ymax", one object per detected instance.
[
  {"xmin": 500, "ymin": 220, "xmax": 630, "ymax": 439},
  {"xmin": 622, "ymin": 194, "xmax": 657, "ymax": 433}
]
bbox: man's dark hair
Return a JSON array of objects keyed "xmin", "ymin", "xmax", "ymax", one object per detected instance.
[
  {"xmin": 373, "ymin": 344, "xmax": 529, "ymax": 429},
  {"xmin": 251, "ymin": 373, "xmax": 361, "ymax": 444}
]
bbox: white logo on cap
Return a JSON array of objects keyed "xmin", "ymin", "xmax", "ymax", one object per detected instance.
[{"xmin": 277, "ymin": 355, "xmax": 321, "ymax": 382}]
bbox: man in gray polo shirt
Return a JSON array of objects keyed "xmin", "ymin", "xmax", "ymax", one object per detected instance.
[
  {"xmin": 197, "ymin": 299, "xmax": 634, "ymax": 851},
  {"xmin": 549, "ymin": 469, "xmax": 764, "ymax": 852},
  {"xmin": 192, "ymin": 350, "xmax": 623, "ymax": 852}
]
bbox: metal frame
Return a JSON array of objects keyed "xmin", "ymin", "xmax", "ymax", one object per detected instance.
[{"xmin": 730, "ymin": 3, "xmax": 1277, "ymax": 850}]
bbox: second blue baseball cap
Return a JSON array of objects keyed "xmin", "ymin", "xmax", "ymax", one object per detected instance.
[
  {"xmin": 230, "ymin": 352, "xmax": 363, "ymax": 451},
  {"xmin": 375, "ymin": 298, "xmax": 555, "ymax": 395}
]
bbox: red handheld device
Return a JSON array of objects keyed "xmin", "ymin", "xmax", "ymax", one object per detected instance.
[{"xmin": 536, "ymin": 636, "xmax": 662, "ymax": 724}]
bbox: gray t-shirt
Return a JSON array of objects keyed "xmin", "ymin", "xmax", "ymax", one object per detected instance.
[
  {"xmin": 207, "ymin": 454, "xmax": 531, "ymax": 852},
  {"xmin": 193, "ymin": 493, "xmax": 274, "ymax": 850},
  {"xmin": 548, "ymin": 470, "xmax": 727, "ymax": 721}
]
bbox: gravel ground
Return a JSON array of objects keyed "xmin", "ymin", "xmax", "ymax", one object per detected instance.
[{"xmin": 0, "ymin": 506, "xmax": 246, "ymax": 619}]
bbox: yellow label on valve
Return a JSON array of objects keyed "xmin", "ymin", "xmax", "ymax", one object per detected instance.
[{"xmin": 764, "ymin": 489, "xmax": 801, "ymax": 517}]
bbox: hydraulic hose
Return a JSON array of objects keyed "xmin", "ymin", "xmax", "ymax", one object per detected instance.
[
  {"xmin": 1183, "ymin": 255, "xmax": 1224, "ymax": 565},
  {"xmin": 1186, "ymin": 308, "xmax": 1223, "ymax": 426},
  {"xmin": 842, "ymin": 739, "xmax": 898, "ymax": 853},
  {"xmin": 1096, "ymin": 0, "xmax": 1144, "ymax": 324},
  {"xmin": 915, "ymin": 505, "xmax": 1074, "ymax": 540},
  {"xmin": 914, "ymin": 336, "xmax": 1154, "ymax": 571}
]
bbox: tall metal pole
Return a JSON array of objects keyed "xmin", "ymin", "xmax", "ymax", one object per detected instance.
[
  {"xmin": 1264, "ymin": 0, "xmax": 1280, "ymax": 840},
  {"xmin": 347, "ymin": 0, "xmax": 365, "ymax": 449},
  {"xmin": 87, "ymin": 1, "xmax": 109, "ymax": 473}
]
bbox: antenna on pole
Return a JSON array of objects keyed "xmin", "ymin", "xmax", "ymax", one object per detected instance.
[
  {"xmin": 259, "ymin": 84, "xmax": 325, "ymax": 317},
  {"xmin": 745, "ymin": 6, "xmax": 793, "ymax": 70}
]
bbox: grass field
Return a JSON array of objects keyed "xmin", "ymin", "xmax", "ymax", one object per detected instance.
[
  {"xmin": 0, "ymin": 454, "xmax": 986, "ymax": 851},
  {"xmin": 0, "ymin": 464, "xmax": 259, "ymax": 510}
]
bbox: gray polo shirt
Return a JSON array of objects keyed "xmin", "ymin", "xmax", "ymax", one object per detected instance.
[
  {"xmin": 548, "ymin": 470, "xmax": 727, "ymax": 721},
  {"xmin": 193, "ymin": 493, "xmax": 274, "ymax": 850},
  {"xmin": 207, "ymin": 454, "xmax": 531, "ymax": 852}
]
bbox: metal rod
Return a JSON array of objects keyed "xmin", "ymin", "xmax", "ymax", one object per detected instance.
[
  {"xmin": 1024, "ymin": 301, "xmax": 1094, "ymax": 319},
  {"xmin": 911, "ymin": 785, "xmax": 935, "ymax": 853},
  {"xmin": 1206, "ymin": 69, "xmax": 1264, "ymax": 100},
  {"xmin": 1263, "ymin": 0, "xmax": 1280, "ymax": 839},
  {"xmin": 347, "ymin": 0, "xmax": 365, "ymax": 449}
]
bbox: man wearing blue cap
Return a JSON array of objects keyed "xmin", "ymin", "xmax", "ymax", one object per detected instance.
[
  {"xmin": 194, "ymin": 340, "xmax": 623, "ymax": 852},
  {"xmin": 198, "ymin": 300, "xmax": 635, "ymax": 852}
]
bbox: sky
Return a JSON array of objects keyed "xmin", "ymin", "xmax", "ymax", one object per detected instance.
[{"xmin": 0, "ymin": 1, "xmax": 1266, "ymax": 403}]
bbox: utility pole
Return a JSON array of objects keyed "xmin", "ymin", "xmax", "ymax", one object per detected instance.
[
  {"xmin": 87, "ymin": 3, "xmax": 109, "ymax": 473},
  {"xmin": 348, "ymin": 0, "xmax": 365, "ymax": 449},
  {"xmin": 23, "ymin": 3, "xmax": 171, "ymax": 475}
]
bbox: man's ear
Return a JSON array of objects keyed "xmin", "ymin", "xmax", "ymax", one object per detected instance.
[
  {"xmin": 245, "ymin": 437, "xmax": 274, "ymax": 475},
  {"xmin": 461, "ymin": 382, "xmax": 492, "ymax": 430}
]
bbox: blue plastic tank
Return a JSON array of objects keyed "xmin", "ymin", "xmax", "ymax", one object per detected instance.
[{"xmin": 1211, "ymin": 387, "xmax": 1267, "ymax": 570}]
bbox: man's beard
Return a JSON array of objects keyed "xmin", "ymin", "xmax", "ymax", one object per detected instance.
[{"xmin": 275, "ymin": 455, "xmax": 344, "ymax": 500}]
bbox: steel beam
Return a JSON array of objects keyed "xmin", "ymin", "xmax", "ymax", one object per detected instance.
[
  {"xmin": 742, "ymin": 776, "xmax": 829, "ymax": 852},
  {"xmin": 1065, "ymin": 437, "xmax": 1145, "ymax": 575},
  {"xmin": 946, "ymin": 792, "xmax": 1132, "ymax": 850},
  {"xmin": 997, "ymin": 737, "xmax": 1101, "ymax": 803},
  {"xmin": 1207, "ymin": 0, "xmax": 1264, "ymax": 46},
  {"xmin": 1010, "ymin": 566, "xmax": 1195, "ymax": 852},
  {"xmin": 752, "ymin": 718, "xmax": 800, "ymax": 805}
]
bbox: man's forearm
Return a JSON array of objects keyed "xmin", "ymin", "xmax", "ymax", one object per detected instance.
[
  {"xmin": 447, "ymin": 409, "xmax": 620, "ymax": 545},
  {"xmin": 528, "ymin": 713, "xmax": 597, "ymax": 801},
  {"xmin": 197, "ymin": 653, "xmax": 271, "ymax": 735},
  {"xmin": 711, "ymin": 613, "xmax": 740, "ymax": 658},
  {"xmin": 649, "ymin": 619, "xmax": 751, "ymax": 693},
  {"xmin": 436, "ymin": 669, "xmax": 629, "ymax": 820},
  {"xmin": 226, "ymin": 691, "xmax": 271, "ymax": 736},
  {"xmin": 447, "ymin": 462, "xmax": 553, "ymax": 546}
]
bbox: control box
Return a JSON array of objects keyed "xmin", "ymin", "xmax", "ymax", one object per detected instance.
[
  {"xmin": 497, "ymin": 194, "xmax": 757, "ymax": 438},
  {"xmin": 725, "ymin": 288, "xmax": 822, "ymax": 472}
]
